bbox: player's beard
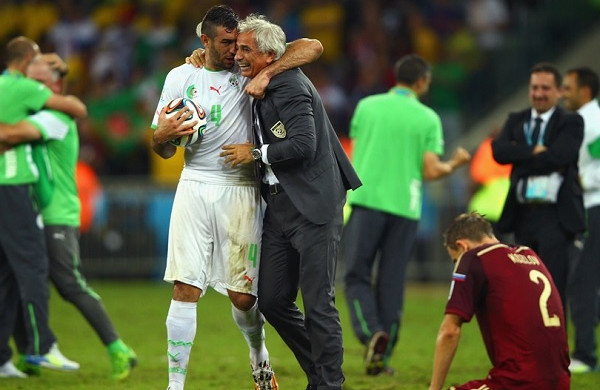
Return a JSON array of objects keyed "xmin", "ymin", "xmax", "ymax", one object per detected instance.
[{"xmin": 209, "ymin": 45, "xmax": 235, "ymax": 71}]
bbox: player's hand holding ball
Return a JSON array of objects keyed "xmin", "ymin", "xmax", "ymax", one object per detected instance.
[{"xmin": 155, "ymin": 98, "xmax": 207, "ymax": 147}]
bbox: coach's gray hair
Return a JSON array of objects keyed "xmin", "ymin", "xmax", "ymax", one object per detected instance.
[{"xmin": 238, "ymin": 14, "xmax": 286, "ymax": 60}]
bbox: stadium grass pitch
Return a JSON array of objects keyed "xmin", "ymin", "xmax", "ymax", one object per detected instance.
[{"xmin": 3, "ymin": 281, "xmax": 599, "ymax": 389}]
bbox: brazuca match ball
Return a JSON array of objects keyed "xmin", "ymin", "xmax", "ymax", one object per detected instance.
[{"xmin": 165, "ymin": 97, "xmax": 207, "ymax": 147}]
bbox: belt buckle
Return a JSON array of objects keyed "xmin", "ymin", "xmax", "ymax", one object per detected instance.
[{"xmin": 269, "ymin": 183, "xmax": 280, "ymax": 195}]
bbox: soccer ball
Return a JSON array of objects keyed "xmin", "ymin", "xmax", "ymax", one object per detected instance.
[{"xmin": 165, "ymin": 97, "xmax": 207, "ymax": 147}]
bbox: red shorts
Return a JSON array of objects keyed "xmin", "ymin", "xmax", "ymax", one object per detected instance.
[
  {"xmin": 449, "ymin": 379, "xmax": 493, "ymax": 390},
  {"xmin": 449, "ymin": 375, "xmax": 570, "ymax": 390}
]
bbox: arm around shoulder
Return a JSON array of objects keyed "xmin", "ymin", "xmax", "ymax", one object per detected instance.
[
  {"xmin": 265, "ymin": 38, "xmax": 323, "ymax": 80},
  {"xmin": 0, "ymin": 121, "xmax": 42, "ymax": 146},
  {"xmin": 246, "ymin": 38, "xmax": 323, "ymax": 99},
  {"xmin": 45, "ymin": 94, "xmax": 87, "ymax": 118},
  {"xmin": 286, "ymin": 38, "xmax": 323, "ymax": 65}
]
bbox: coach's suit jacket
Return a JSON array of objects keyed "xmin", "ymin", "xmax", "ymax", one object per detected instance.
[
  {"xmin": 492, "ymin": 106, "xmax": 585, "ymax": 235},
  {"xmin": 255, "ymin": 68, "xmax": 362, "ymax": 224}
]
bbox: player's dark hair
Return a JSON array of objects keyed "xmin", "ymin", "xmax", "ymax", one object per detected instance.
[
  {"xmin": 443, "ymin": 212, "xmax": 495, "ymax": 251},
  {"xmin": 567, "ymin": 66, "xmax": 600, "ymax": 99},
  {"xmin": 5, "ymin": 36, "xmax": 37, "ymax": 66},
  {"xmin": 200, "ymin": 5, "xmax": 240, "ymax": 39},
  {"xmin": 393, "ymin": 54, "xmax": 431, "ymax": 85},
  {"xmin": 530, "ymin": 62, "xmax": 562, "ymax": 87}
]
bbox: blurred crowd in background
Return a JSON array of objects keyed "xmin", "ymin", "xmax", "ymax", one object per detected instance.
[
  {"xmin": 0, "ymin": 0, "xmax": 598, "ymax": 183},
  {"xmin": 0, "ymin": 0, "xmax": 598, "ymax": 278}
]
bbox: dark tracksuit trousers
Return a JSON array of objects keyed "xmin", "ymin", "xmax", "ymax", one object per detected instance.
[
  {"xmin": 0, "ymin": 185, "xmax": 55, "ymax": 364},
  {"xmin": 13, "ymin": 225, "xmax": 119, "ymax": 353}
]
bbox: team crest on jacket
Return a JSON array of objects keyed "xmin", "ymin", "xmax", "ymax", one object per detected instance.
[{"xmin": 271, "ymin": 121, "xmax": 286, "ymax": 138}]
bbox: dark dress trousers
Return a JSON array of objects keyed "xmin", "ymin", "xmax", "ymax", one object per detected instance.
[
  {"xmin": 492, "ymin": 106, "xmax": 584, "ymax": 309},
  {"xmin": 255, "ymin": 67, "xmax": 361, "ymax": 390}
]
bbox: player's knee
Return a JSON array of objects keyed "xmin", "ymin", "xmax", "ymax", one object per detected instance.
[
  {"xmin": 229, "ymin": 291, "xmax": 256, "ymax": 311},
  {"xmin": 173, "ymin": 281, "xmax": 202, "ymax": 302}
]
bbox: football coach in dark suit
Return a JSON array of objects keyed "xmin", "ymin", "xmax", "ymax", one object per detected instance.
[
  {"xmin": 492, "ymin": 62, "xmax": 585, "ymax": 310},
  {"xmin": 220, "ymin": 14, "xmax": 361, "ymax": 390}
]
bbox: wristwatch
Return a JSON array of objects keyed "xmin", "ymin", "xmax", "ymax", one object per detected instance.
[{"xmin": 251, "ymin": 147, "xmax": 262, "ymax": 161}]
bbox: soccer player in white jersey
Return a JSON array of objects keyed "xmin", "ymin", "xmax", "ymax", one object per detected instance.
[{"xmin": 150, "ymin": 5, "xmax": 323, "ymax": 390}]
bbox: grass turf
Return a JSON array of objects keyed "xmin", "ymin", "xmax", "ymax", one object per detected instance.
[{"xmin": 3, "ymin": 281, "xmax": 599, "ymax": 389}]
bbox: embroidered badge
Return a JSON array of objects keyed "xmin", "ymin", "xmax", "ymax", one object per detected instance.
[
  {"xmin": 186, "ymin": 84, "xmax": 198, "ymax": 99},
  {"xmin": 270, "ymin": 121, "xmax": 286, "ymax": 138},
  {"xmin": 229, "ymin": 74, "xmax": 240, "ymax": 89}
]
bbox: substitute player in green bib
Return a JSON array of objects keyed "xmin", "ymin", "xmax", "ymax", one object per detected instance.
[
  {"xmin": 342, "ymin": 54, "xmax": 471, "ymax": 376},
  {"xmin": 0, "ymin": 56, "xmax": 137, "ymax": 380},
  {"xmin": 0, "ymin": 36, "xmax": 86, "ymax": 379}
]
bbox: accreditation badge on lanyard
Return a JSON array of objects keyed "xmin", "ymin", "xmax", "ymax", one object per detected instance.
[{"xmin": 517, "ymin": 117, "xmax": 563, "ymax": 203}]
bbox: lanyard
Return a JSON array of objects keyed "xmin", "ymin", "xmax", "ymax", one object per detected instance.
[{"xmin": 523, "ymin": 119, "xmax": 545, "ymax": 146}]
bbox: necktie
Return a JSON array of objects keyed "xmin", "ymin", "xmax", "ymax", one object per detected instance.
[
  {"xmin": 252, "ymin": 99, "xmax": 264, "ymax": 144},
  {"xmin": 531, "ymin": 117, "xmax": 543, "ymax": 145},
  {"xmin": 251, "ymin": 100, "xmax": 264, "ymax": 181}
]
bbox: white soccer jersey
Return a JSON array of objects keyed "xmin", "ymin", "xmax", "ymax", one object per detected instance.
[{"xmin": 152, "ymin": 63, "xmax": 254, "ymax": 185}]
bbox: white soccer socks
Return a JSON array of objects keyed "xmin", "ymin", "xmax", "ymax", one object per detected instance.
[
  {"xmin": 166, "ymin": 300, "xmax": 197, "ymax": 389},
  {"xmin": 231, "ymin": 301, "xmax": 269, "ymax": 369}
]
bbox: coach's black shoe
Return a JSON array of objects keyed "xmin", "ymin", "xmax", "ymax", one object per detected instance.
[{"xmin": 365, "ymin": 331, "xmax": 389, "ymax": 375}]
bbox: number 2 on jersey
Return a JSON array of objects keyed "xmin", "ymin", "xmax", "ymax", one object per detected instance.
[{"xmin": 529, "ymin": 270, "xmax": 561, "ymax": 327}]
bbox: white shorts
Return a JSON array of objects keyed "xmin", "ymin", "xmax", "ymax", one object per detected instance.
[{"xmin": 164, "ymin": 179, "xmax": 263, "ymax": 297}]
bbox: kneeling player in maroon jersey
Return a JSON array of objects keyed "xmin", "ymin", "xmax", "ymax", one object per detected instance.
[{"xmin": 428, "ymin": 212, "xmax": 570, "ymax": 390}]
